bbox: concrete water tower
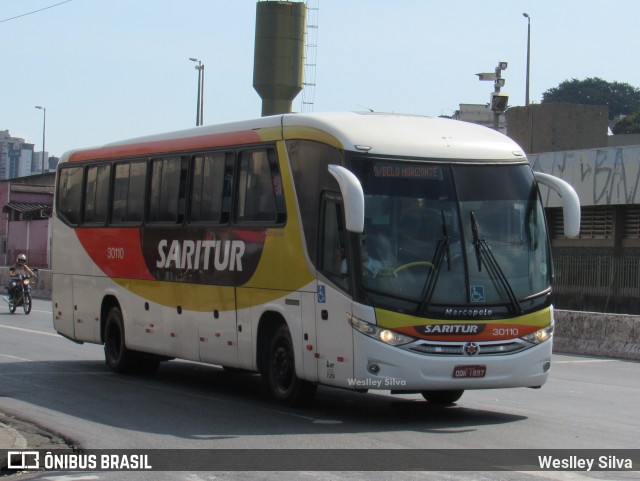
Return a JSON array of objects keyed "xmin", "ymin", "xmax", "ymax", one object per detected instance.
[{"xmin": 253, "ymin": 1, "xmax": 306, "ymax": 116}]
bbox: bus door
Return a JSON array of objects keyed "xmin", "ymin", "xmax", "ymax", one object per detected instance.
[{"xmin": 315, "ymin": 195, "xmax": 354, "ymax": 387}]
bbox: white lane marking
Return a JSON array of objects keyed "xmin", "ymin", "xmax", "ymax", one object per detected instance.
[
  {"xmin": 0, "ymin": 353, "xmax": 31, "ymax": 361},
  {"xmin": 554, "ymin": 359, "xmax": 618, "ymax": 364},
  {"xmin": 0, "ymin": 323, "xmax": 59, "ymax": 337},
  {"xmin": 0, "ymin": 303, "xmax": 52, "ymax": 315}
]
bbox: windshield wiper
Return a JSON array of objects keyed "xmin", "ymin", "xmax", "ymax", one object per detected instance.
[
  {"xmin": 470, "ymin": 211, "xmax": 522, "ymax": 315},
  {"xmin": 417, "ymin": 210, "xmax": 451, "ymax": 314}
]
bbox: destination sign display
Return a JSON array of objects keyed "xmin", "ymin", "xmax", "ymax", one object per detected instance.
[{"xmin": 372, "ymin": 162, "xmax": 442, "ymax": 180}]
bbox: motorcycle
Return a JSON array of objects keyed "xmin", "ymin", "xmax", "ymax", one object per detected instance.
[{"xmin": 7, "ymin": 270, "xmax": 37, "ymax": 315}]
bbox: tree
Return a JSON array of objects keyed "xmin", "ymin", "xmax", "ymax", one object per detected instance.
[
  {"xmin": 612, "ymin": 109, "xmax": 640, "ymax": 134},
  {"xmin": 541, "ymin": 77, "xmax": 640, "ymax": 120}
]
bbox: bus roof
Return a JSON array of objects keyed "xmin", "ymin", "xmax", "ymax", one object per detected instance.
[
  {"xmin": 62, "ymin": 112, "xmax": 526, "ymax": 163},
  {"xmin": 284, "ymin": 112, "xmax": 526, "ymax": 161}
]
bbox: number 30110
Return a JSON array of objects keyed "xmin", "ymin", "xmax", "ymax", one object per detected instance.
[
  {"xmin": 492, "ymin": 327, "xmax": 519, "ymax": 337},
  {"xmin": 107, "ymin": 247, "xmax": 125, "ymax": 259}
]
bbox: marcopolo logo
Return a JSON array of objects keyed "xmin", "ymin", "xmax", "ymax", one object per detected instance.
[
  {"xmin": 156, "ymin": 239, "xmax": 246, "ymax": 272},
  {"xmin": 444, "ymin": 307, "xmax": 493, "ymax": 318}
]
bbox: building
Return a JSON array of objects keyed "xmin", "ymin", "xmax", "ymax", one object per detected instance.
[
  {"xmin": 0, "ymin": 172, "xmax": 54, "ymax": 268},
  {"xmin": 452, "ymin": 104, "xmax": 506, "ymax": 133},
  {"xmin": 33, "ymin": 151, "xmax": 50, "ymax": 173},
  {"xmin": 0, "ymin": 130, "xmax": 35, "ymax": 180}
]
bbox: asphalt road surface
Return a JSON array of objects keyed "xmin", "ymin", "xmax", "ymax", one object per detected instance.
[{"xmin": 0, "ymin": 298, "xmax": 638, "ymax": 480}]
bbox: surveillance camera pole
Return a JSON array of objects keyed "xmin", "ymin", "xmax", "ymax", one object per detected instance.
[
  {"xmin": 477, "ymin": 61, "xmax": 508, "ymax": 131},
  {"xmin": 492, "ymin": 64, "xmax": 504, "ymax": 131}
]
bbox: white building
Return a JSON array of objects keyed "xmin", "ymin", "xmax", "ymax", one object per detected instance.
[
  {"xmin": 32, "ymin": 151, "xmax": 50, "ymax": 174},
  {"xmin": 452, "ymin": 104, "xmax": 506, "ymax": 133}
]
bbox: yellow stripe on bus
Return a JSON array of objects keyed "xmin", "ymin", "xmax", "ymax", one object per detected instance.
[{"xmin": 375, "ymin": 306, "xmax": 552, "ymax": 329}]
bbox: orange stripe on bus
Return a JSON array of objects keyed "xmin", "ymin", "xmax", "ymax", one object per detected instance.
[{"xmin": 68, "ymin": 130, "xmax": 262, "ymax": 162}]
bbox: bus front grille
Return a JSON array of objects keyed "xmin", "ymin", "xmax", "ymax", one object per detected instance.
[{"xmin": 408, "ymin": 339, "xmax": 530, "ymax": 356}]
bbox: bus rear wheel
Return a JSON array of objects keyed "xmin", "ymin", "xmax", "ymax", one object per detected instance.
[
  {"xmin": 264, "ymin": 324, "xmax": 317, "ymax": 407},
  {"xmin": 104, "ymin": 306, "xmax": 137, "ymax": 374},
  {"xmin": 421, "ymin": 389, "xmax": 464, "ymax": 405}
]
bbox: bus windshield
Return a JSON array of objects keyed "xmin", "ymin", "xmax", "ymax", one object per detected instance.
[{"xmin": 348, "ymin": 157, "xmax": 552, "ymax": 316}]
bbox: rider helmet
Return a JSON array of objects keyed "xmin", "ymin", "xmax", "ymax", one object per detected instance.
[{"xmin": 16, "ymin": 254, "xmax": 27, "ymax": 266}]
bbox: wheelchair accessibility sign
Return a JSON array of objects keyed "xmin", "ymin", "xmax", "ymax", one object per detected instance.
[
  {"xmin": 317, "ymin": 285, "xmax": 326, "ymax": 303},
  {"xmin": 470, "ymin": 285, "xmax": 485, "ymax": 303}
]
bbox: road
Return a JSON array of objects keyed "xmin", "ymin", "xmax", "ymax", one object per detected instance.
[{"xmin": 0, "ymin": 299, "xmax": 638, "ymax": 480}]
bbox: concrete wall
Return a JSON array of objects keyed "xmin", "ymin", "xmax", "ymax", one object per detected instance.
[
  {"xmin": 0, "ymin": 266, "xmax": 50, "ymax": 299},
  {"xmin": 530, "ymin": 144, "xmax": 640, "ymax": 208},
  {"xmin": 507, "ymin": 103, "xmax": 609, "ymax": 154},
  {"xmin": 608, "ymin": 133, "xmax": 640, "ymax": 147},
  {"xmin": 554, "ymin": 310, "xmax": 640, "ymax": 361}
]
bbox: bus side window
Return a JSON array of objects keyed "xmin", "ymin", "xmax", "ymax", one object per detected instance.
[
  {"xmin": 320, "ymin": 196, "xmax": 349, "ymax": 292},
  {"xmin": 148, "ymin": 156, "xmax": 188, "ymax": 224},
  {"xmin": 236, "ymin": 149, "xmax": 283, "ymax": 224},
  {"xmin": 57, "ymin": 166, "xmax": 83, "ymax": 225},
  {"xmin": 189, "ymin": 152, "xmax": 230, "ymax": 224},
  {"xmin": 84, "ymin": 163, "xmax": 110, "ymax": 225},
  {"xmin": 112, "ymin": 161, "xmax": 146, "ymax": 225}
]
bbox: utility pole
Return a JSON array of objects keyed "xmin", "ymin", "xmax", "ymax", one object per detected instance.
[{"xmin": 523, "ymin": 13, "xmax": 531, "ymax": 107}]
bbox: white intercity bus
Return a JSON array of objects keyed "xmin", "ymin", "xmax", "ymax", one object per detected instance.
[{"xmin": 52, "ymin": 112, "xmax": 580, "ymax": 406}]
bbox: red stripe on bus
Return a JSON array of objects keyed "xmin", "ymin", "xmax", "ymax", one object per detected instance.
[
  {"xmin": 75, "ymin": 228, "xmax": 154, "ymax": 280},
  {"xmin": 68, "ymin": 130, "xmax": 262, "ymax": 162},
  {"xmin": 395, "ymin": 324, "xmax": 540, "ymax": 342}
]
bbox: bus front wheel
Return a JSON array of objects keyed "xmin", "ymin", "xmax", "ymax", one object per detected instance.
[
  {"xmin": 421, "ymin": 389, "xmax": 464, "ymax": 405},
  {"xmin": 264, "ymin": 324, "xmax": 317, "ymax": 407}
]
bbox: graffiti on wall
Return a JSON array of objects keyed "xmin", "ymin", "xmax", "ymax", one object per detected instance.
[{"xmin": 530, "ymin": 145, "xmax": 640, "ymax": 208}]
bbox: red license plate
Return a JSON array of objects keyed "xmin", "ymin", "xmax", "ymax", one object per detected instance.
[{"xmin": 453, "ymin": 365, "xmax": 486, "ymax": 378}]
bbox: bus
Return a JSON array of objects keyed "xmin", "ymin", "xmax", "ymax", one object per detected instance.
[{"xmin": 52, "ymin": 112, "xmax": 580, "ymax": 407}]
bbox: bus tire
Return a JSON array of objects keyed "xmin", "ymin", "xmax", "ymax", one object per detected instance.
[
  {"xmin": 421, "ymin": 389, "xmax": 464, "ymax": 405},
  {"xmin": 264, "ymin": 324, "xmax": 317, "ymax": 407},
  {"xmin": 104, "ymin": 306, "xmax": 137, "ymax": 374}
]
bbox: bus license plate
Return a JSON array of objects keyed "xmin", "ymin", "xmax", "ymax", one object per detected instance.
[{"xmin": 453, "ymin": 365, "xmax": 486, "ymax": 378}]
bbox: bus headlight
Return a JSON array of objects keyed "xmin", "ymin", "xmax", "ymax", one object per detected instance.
[
  {"xmin": 349, "ymin": 316, "xmax": 414, "ymax": 346},
  {"xmin": 521, "ymin": 324, "xmax": 554, "ymax": 344}
]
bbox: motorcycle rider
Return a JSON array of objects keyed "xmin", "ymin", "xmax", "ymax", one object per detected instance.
[{"xmin": 5, "ymin": 254, "xmax": 36, "ymax": 302}]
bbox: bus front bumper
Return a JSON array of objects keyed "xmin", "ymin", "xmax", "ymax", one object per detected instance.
[{"xmin": 349, "ymin": 332, "xmax": 552, "ymax": 392}]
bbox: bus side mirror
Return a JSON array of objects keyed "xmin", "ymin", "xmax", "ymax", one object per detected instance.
[
  {"xmin": 534, "ymin": 172, "xmax": 581, "ymax": 238},
  {"xmin": 328, "ymin": 165, "xmax": 365, "ymax": 233}
]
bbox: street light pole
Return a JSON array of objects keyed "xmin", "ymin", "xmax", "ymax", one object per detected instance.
[
  {"xmin": 34, "ymin": 105, "xmax": 46, "ymax": 173},
  {"xmin": 199, "ymin": 63, "xmax": 204, "ymax": 125},
  {"xmin": 523, "ymin": 13, "xmax": 531, "ymax": 107},
  {"xmin": 189, "ymin": 58, "xmax": 204, "ymax": 126}
]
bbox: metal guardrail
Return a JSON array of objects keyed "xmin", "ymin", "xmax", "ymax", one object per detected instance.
[{"xmin": 552, "ymin": 247, "xmax": 640, "ymax": 313}]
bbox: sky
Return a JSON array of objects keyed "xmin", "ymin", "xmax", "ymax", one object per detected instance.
[{"xmin": 2, "ymin": 0, "xmax": 638, "ymax": 158}]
